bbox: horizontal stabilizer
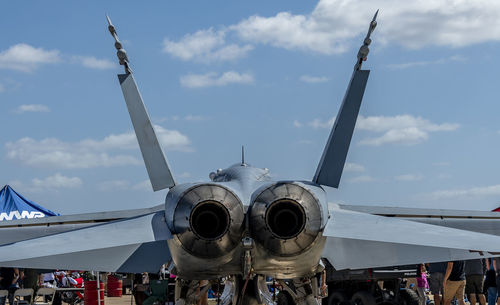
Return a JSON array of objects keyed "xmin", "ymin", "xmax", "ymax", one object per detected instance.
[
  {"xmin": 0, "ymin": 204, "xmax": 163, "ymax": 245},
  {"xmin": 325, "ymin": 237, "xmax": 497, "ymax": 270},
  {"xmin": 119, "ymin": 73, "xmax": 176, "ymax": 191},
  {"xmin": 0, "ymin": 212, "xmax": 171, "ymax": 272},
  {"xmin": 338, "ymin": 204, "xmax": 500, "ymax": 235},
  {"xmin": 323, "ymin": 205, "xmax": 500, "ymax": 270}
]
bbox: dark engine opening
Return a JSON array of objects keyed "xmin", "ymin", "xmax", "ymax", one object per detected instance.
[
  {"xmin": 190, "ymin": 200, "xmax": 230, "ymax": 240},
  {"xmin": 266, "ymin": 199, "xmax": 305, "ymax": 239}
]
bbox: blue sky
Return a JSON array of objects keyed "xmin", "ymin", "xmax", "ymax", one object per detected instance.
[{"xmin": 1, "ymin": 0, "xmax": 500, "ymax": 214}]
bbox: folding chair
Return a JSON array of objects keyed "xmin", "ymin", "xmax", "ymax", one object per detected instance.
[
  {"xmin": 13, "ymin": 288, "xmax": 34, "ymax": 305},
  {"xmin": 33, "ymin": 288, "xmax": 56, "ymax": 305},
  {"xmin": 143, "ymin": 280, "xmax": 170, "ymax": 305}
]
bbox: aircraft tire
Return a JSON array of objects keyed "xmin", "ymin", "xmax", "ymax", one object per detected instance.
[
  {"xmin": 328, "ymin": 291, "xmax": 347, "ymax": 305},
  {"xmin": 277, "ymin": 291, "xmax": 295, "ymax": 305},
  {"xmin": 399, "ymin": 289, "xmax": 419, "ymax": 305},
  {"xmin": 351, "ymin": 291, "xmax": 376, "ymax": 305}
]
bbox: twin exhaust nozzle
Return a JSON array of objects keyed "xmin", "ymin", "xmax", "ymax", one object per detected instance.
[{"xmin": 172, "ymin": 183, "xmax": 323, "ymax": 258}]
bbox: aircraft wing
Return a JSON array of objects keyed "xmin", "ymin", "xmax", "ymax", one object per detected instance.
[
  {"xmin": 323, "ymin": 204, "xmax": 500, "ymax": 270},
  {"xmin": 0, "ymin": 205, "xmax": 163, "ymax": 245},
  {"xmin": 0, "ymin": 210, "xmax": 171, "ymax": 273},
  {"xmin": 338, "ymin": 204, "xmax": 500, "ymax": 235}
]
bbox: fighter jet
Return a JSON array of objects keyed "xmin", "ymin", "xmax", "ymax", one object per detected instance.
[{"xmin": 2, "ymin": 12, "xmax": 500, "ymax": 305}]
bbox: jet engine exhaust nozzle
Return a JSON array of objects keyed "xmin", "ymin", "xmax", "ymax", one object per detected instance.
[
  {"xmin": 249, "ymin": 183, "xmax": 323, "ymax": 257},
  {"xmin": 190, "ymin": 200, "xmax": 229, "ymax": 240},
  {"xmin": 266, "ymin": 199, "xmax": 305, "ymax": 239},
  {"xmin": 173, "ymin": 184, "xmax": 244, "ymax": 258}
]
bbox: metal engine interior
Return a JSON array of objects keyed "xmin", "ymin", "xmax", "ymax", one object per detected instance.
[
  {"xmin": 172, "ymin": 184, "xmax": 245, "ymax": 258},
  {"xmin": 249, "ymin": 182, "xmax": 323, "ymax": 256}
]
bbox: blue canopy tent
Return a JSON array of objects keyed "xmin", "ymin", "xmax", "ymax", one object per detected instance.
[{"xmin": 0, "ymin": 185, "xmax": 59, "ymax": 221}]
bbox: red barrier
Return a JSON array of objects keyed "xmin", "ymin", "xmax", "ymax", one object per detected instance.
[
  {"xmin": 84, "ymin": 281, "xmax": 105, "ymax": 305},
  {"xmin": 107, "ymin": 275, "xmax": 123, "ymax": 297}
]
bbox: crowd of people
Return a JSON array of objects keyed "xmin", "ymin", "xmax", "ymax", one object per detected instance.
[
  {"xmin": 0, "ymin": 268, "xmax": 37, "ymax": 305},
  {"xmin": 419, "ymin": 258, "xmax": 500, "ymax": 305},
  {"xmin": 0, "ymin": 268, "xmax": 85, "ymax": 305}
]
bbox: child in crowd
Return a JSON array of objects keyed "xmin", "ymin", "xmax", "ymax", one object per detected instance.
[{"xmin": 417, "ymin": 264, "xmax": 429, "ymax": 305}]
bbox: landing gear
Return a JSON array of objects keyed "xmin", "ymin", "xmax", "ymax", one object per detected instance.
[
  {"xmin": 175, "ymin": 279, "xmax": 211, "ymax": 305},
  {"xmin": 174, "ymin": 274, "xmax": 322, "ymax": 305},
  {"xmin": 398, "ymin": 289, "xmax": 419, "ymax": 305},
  {"xmin": 277, "ymin": 277, "xmax": 321, "ymax": 305},
  {"xmin": 351, "ymin": 291, "xmax": 376, "ymax": 305},
  {"xmin": 327, "ymin": 291, "xmax": 347, "ymax": 305}
]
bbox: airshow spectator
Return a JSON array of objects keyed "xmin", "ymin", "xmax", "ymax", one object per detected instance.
[
  {"xmin": 416, "ymin": 264, "xmax": 429, "ymax": 305},
  {"xmin": 0, "ymin": 267, "xmax": 19, "ymax": 305},
  {"xmin": 443, "ymin": 260, "xmax": 466, "ymax": 305},
  {"xmin": 0, "ymin": 271, "xmax": 4, "ymax": 305},
  {"xmin": 465, "ymin": 259, "xmax": 486, "ymax": 305},
  {"xmin": 485, "ymin": 258, "xmax": 500, "ymax": 305},
  {"xmin": 41, "ymin": 272, "xmax": 56, "ymax": 287},
  {"xmin": 429, "ymin": 262, "xmax": 448, "ymax": 305}
]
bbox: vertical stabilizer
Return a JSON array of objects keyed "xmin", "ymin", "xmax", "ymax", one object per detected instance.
[
  {"xmin": 108, "ymin": 16, "xmax": 176, "ymax": 191},
  {"xmin": 313, "ymin": 11, "xmax": 378, "ymax": 188}
]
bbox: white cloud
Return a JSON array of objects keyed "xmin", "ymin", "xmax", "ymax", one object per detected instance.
[
  {"xmin": 98, "ymin": 179, "xmax": 153, "ymax": 192},
  {"xmin": 359, "ymin": 127, "xmax": 429, "ymax": 146},
  {"xmin": 230, "ymin": 0, "xmax": 500, "ymax": 54},
  {"xmin": 356, "ymin": 115, "xmax": 459, "ymax": 133},
  {"xmin": 348, "ymin": 175, "xmax": 375, "ymax": 183},
  {"xmin": 165, "ymin": 0, "xmax": 500, "ymax": 61},
  {"xmin": 344, "ymin": 162, "xmax": 365, "ymax": 172},
  {"xmin": 309, "ymin": 117, "xmax": 334, "ymax": 129},
  {"xmin": 131, "ymin": 180, "xmax": 152, "ymax": 191},
  {"xmin": 395, "ymin": 174, "xmax": 423, "ymax": 181},
  {"xmin": 178, "ymin": 172, "xmax": 191, "ymax": 179},
  {"xmin": 429, "ymin": 184, "xmax": 500, "ymax": 199},
  {"xmin": 180, "ymin": 71, "xmax": 254, "ymax": 88},
  {"xmin": 0, "ymin": 43, "xmax": 118, "ymax": 72},
  {"xmin": 356, "ymin": 115, "xmax": 459, "ymax": 146},
  {"xmin": 184, "ymin": 115, "xmax": 206, "ymax": 121},
  {"xmin": 300, "ymin": 75, "xmax": 329, "ymax": 83},
  {"xmin": 232, "ymin": 11, "xmax": 347, "ymax": 55},
  {"xmin": 155, "ymin": 115, "xmax": 208, "ymax": 123},
  {"xmin": 73, "ymin": 56, "xmax": 116, "ymax": 70},
  {"xmin": 163, "ymin": 28, "xmax": 253, "ymax": 63},
  {"xmin": 15, "ymin": 104, "xmax": 50, "ymax": 113},
  {"xmin": 305, "ymin": 114, "xmax": 459, "ymax": 146},
  {"xmin": 6, "ymin": 126, "xmax": 192, "ymax": 169},
  {"xmin": 32, "ymin": 173, "xmax": 82, "ymax": 189},
  {"xmin": 293, "ymin": 120, "xmax": 303, "ymax": 128},
  {"xmin": 0, "ymin": 44, "xmax": 61, "ymax": 72},
  {"xmin": 437, "ymin": 173, "xmax": 452, "ymax": 180},
  {"xmin": 387, "ymin": 55, "xmax": 465, "ymax": 70},
  {"xmin": 98, "ymin": 180, "xmax": 131, "ymax": 191},
  {"xmin": 12, "ymin": 173, "xmax": 82, "ymax": 193}
]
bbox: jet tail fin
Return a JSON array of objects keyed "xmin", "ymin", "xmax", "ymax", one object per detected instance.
[
  {"xmin": 107, "ymin": 16, "xmax": 176, "ymax": 191},
  {"xmin": 313, "ymin": 11, "xmax": 378, "ymax": 188}
]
